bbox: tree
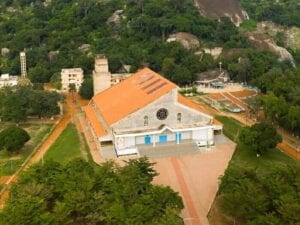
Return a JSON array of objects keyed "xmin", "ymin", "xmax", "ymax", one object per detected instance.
[
  {"xmin": 286, "ymin": 106, "xmax": 300, "ymax": 133},
  {"xmin": 239, "ymin": 122, "xmax": 282, "ymax": 155},
  {"xmin": 0, "ymin": 158, "xmax": 184, "ymax": 225},
  {"xmin": 220, "ymin": 164, "xmax": 300, "ymax": 224},
  {"xmin": 0, "ymin": 127, "xmax": 30, "ymax": 152},
  {"xmin": 79, "ymin": 76, "xmax": 93, "ymax": 99},
  {"xmin": 28, "ymin": 63, "xmax": 51, "ymax": 83},
  {"xmin": 0, "ymin": 86, "xmax": 61, "ymax": 122}
]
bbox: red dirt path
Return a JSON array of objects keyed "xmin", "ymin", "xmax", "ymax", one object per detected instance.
[{"xmin": 0, "ymin": 92, "xmax": 88, "ymax": 208}]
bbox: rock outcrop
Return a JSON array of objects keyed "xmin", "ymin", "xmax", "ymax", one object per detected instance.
[
  {"xmin": 107, "ymin": 10, "xmax": 124, "ymax": 29},
  {"xmin": 248, "ymin": 33, "xmax": 295, "ymax": 66},
  {"xmin": 1, "ymin": 48, "xmax": 10, "ymax": 56},
  {"xmin": 256, "ymin": 21, "xmax": 300, "ymax": 50},
  {"xmin": 167, "ymin": 32, "xmax": 200, "ymax": 51},
  {"xmin": 194, "ymin": 0, "xmax": 247, "ymax": 26}
]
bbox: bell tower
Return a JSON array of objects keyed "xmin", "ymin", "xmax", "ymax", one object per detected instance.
[{"xmin": 93, "ymin": 55, "xmax": 111, "ymax": 95}]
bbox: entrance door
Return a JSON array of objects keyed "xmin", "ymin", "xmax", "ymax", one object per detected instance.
[
  {"xmin": 159, "ymin": 135, "xmax": 168, "ymax": 143},
  {"xmin": 175, "ymin": 133, "xmax": 182, "ymax": 142},
  {"xmin": 144, "ymin": 136, "xmax": 151, "ymax": 144}
]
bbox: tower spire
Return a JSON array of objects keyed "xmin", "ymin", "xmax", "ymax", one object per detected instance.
[{"xmin": 20, "ymin": 52, "xmax": 27, "ymax": 77}]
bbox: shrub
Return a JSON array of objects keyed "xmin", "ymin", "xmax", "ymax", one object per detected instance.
[{"xmin": 0, "ymin": 127, "xmax": 30, "ymax": 153}]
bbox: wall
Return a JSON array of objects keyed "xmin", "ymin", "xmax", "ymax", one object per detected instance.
[
  {"xmin": 112, "ymin": 90, "xmax": 212, "ymax": 132},
  {"xmin": 93, "ymin": 70, "xmax": 111, "ymax": 95},
  {"xmin": 192, "ymin": 128, "xmax": 213, "ymax": 140}
]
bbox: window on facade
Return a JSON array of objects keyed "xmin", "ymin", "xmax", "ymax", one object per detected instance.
[
  {"xmin": 177, "ymin": 113, "xmax": 182, "ymax": 122},
  {"xmin": 144, "ymin": 116, "xmax": 148, "ymax": 126}
]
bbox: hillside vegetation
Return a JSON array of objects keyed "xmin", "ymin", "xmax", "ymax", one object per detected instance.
[
  {"xmin": 0, "ymin": 0, "xmax": 250, "ymax": 85},
  {"xmin": 0, "ymin": 0, "xmax": 299, "ymax": 134},
  {"xmin": 239, "ymin": 0, "xmax": 300, "ymax": 27}
]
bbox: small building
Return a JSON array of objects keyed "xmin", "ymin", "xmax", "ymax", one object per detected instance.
[
  {"xmin": 0, "ymin": 74, "xmax": 19, "ymax": 88},
  {"xmin": 196, "ymin": 69, "xmax": 229, "ymax": 88},
  {"xmin": 61, "ymin": 68, "xmax": 84, "ymax": 92},
  {"xmin": 83, "ymin": 67, "xmax": 222, "ymax": 157}
]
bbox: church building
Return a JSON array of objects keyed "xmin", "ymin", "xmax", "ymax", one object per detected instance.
[{"xmin": 83, "ymin": 67, "xmax": 222, "ymax": 156}]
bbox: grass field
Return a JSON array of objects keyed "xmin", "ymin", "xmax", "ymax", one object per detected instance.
[
  {"xmin": 45, "ymin": 123, "xmax": 83, "ymax": 164},
  {"xmin": 0, "ymin": 123, "xmax": 53, "ymax": 177},
  {"xmin": 216, "ymin": 116, "xmax": 298, "ymax": 169},
  {"xmin": 215, "ymin": 116, "xmax": 244, "ymax": 142}
]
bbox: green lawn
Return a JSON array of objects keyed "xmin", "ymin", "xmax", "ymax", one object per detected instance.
[
  {"xmin": 0, "ymin": 123, "xmax": 53, "ymax": 176},
  {"xmin": 45, "ymin": 123, "xmax": 83, "ymax": 164},
  {"xmin": 216, "ymin": 116, "xmax": 298, "ymax": 170},
  {"xmin": 215, "ymin": 116, "xmax": 244, "ymax": 142}
]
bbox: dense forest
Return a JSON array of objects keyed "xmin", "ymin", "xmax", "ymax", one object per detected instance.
[
  {"xmin": 220, "ymin": 163, "xmax": 300, "ymax": 224},
  {"xmin": 0, "ymin": 0, "xmax": 251, "ymax": 85},
  {"xmin": 239, "ymin": 0, "xmax": 300, "ymax": 27},
  {"xmin": 0, "ymin": 0, "xmax": 299, "ymax": 133},
  {"xmin": 0, "ymin": 85, "xmax": 62, "ymax": 122},
  {"xmin": 0, "ymin": 158, "xmax": 184, "ymax": 225}
]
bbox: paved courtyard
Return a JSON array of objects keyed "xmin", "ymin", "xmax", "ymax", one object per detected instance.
[
  {"xmin": 138, "ymin": 141, "xmax": 199, "ymax": 158},
  {"xmin": 79, "ymin": 115, "xmax": 235, "ymax": 225},
  {"xmin": 152, "ymin": 136, "xmax": 235, "ymax": 225}
]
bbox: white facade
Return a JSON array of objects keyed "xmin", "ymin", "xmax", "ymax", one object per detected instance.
[
  {"xmin": 61, "ymin": 68, "xmax": 84, "ymax": 92},
  {"xmin": 0, "ymin": 74, "xmax": 19, "ymax": 88},
  {"xmin": 108, "ymin": 90, "xmax": 215, "ymax": 156}
]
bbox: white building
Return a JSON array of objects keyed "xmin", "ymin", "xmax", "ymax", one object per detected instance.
[
  {"xmin": 61, "ymin": 68, "xmax": 84, "ymax": 92},
  {"xmin": 0, "ymin": 74, "xmax": 19, "ymax": 88},
  {"xmin": 20, "ymin": 52, "xmax": 27, "ymax": 77},
  {"xmin": 84, "ymin": 67, "xmax": 222, "ymax": 156}
]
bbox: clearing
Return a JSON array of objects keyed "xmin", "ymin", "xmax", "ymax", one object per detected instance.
[{"xmin": 45, "ymin": 123, "xmax": 89, "ymax": 164}]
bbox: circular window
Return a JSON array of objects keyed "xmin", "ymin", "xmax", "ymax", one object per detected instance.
[{"xmin": 156, "ymin": 108, "xmax": 168, "ymax": 120}]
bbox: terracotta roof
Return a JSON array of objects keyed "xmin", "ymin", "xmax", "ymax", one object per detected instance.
[
  {"xmin": 178, "ymin": 95, "xmax": 210, "ymax": 115},
  {"xmin": 92, "ymin": 67, "xmax": 177, "ymax": 125},
  {"xmin": 83, "ymin": 105, "xmax": 106, "ymax": 137},
  {"xmin": 177, "ymin": 95, "xmax": 222, "ymax": 126}
]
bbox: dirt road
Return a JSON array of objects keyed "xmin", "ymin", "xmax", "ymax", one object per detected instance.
[{"xmin": 0, "ymin": 92, "xmax": 88, "ymax": 208}]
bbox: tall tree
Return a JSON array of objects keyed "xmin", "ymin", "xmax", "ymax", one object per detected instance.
[{"xmin": 239, "ymin": 122, "xmax": 282, "ymax": 155}]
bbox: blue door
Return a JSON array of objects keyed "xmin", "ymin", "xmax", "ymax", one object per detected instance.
[
  {"xmin": 175, "ymin": 133, "xmax": 182, "ymax": 142},
  {"xmin": 144, "ymin": 136, "xmax": 151, "ymax": 144},
  {"xmin": 159, "ymin": 135, "xmax": 168, "ymax": 143}
]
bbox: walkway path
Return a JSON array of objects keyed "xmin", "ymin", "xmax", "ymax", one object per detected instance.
[
  {"xmin": 171, "ymin": 157, "xmax": 202, "ymax": 225},
  {"xmin": 77, "ymin": 113, "xmax": 104, "ymax": 164}
]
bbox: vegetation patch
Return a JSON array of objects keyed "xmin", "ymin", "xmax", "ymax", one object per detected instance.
[
  {"xmin": 0, "ymin": 158, "xmax": 184, "ymax": 225},
  {"xmin": 0, "ymin": 124, "xmax": 53, "ymax": 177},
  {"xmin": 215, "ymin": 116, "xmax": 244, "ymax": 141},
  {"xmin": 210, "ymin": 116, "xmax": 299, "ymax": 225},
  {"xmin": 45, "ymin": 123, "xmax": 83, "ymax": 164},
  {"xmin": 239, "ymin": 19, "xmax": 257, "ymax": 32}
]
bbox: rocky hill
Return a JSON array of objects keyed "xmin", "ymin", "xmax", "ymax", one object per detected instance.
[{"xmin": 194, "ymin": 0, "xmax": 247, "ymax": 26}]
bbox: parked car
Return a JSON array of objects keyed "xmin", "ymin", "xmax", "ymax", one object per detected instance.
[{"xmin": 196, "ymin": 140, "xmax": 207, "ymax": 148}]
